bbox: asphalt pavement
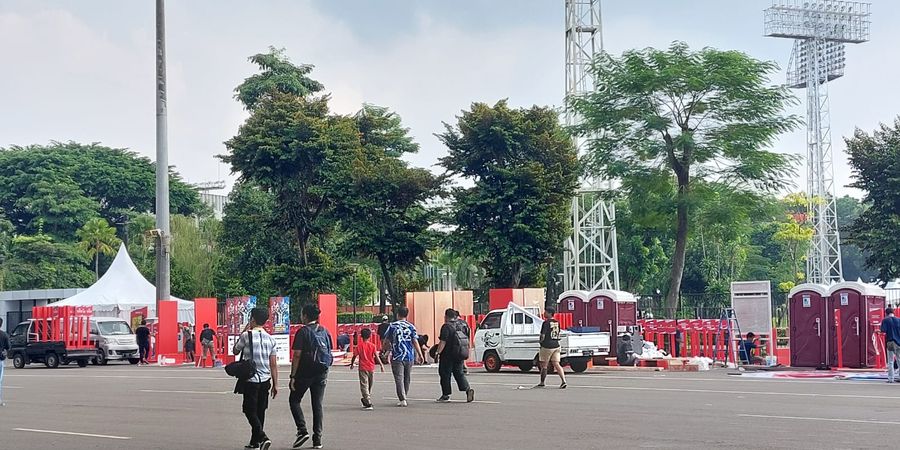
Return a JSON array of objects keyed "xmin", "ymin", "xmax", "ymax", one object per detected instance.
[{"xmin": 1, "ymin": 362, "xmax": 898, "ymax": 449}]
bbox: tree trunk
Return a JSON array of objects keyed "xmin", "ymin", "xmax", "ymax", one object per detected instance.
[
  {"xmin": 94, "ymin": 251, "xmax": 99, "ymax": 281},
  {"xmin": 377, "ymin": 256, "xmax": 399, "ymax": 312},
  {"xmin": 665, "ymin": 170, "xmax": 690, "ymax": 316}
]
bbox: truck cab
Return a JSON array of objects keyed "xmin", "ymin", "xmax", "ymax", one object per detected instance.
[
  {"xmin": 474, "ymin": 303, "xmax": 610, "ymax": 373},
  {"xmin": 8, "ymin": 320, "xmax": 98, "ymax": 368}
]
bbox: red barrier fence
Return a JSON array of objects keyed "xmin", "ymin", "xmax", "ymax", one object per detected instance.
[{"xmin": 31, "ymin": 305, "xmax": 94, "ymax": 350}]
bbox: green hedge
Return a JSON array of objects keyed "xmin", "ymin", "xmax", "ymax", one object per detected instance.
[{"xmin": 337, "ymin": 312, "xmax": 375, "ymax": 324}]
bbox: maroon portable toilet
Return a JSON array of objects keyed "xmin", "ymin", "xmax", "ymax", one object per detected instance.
[
  {"xmin": 789, "ymin": 284, "xmax": 830, "ymax": 368},
  {"xmin": 556, "ymin": 290, "xmax": 589, "ymax": 328},
  {"xmin": 828, "ymin": 281, "xmax": 887, "ymax": 368},
  {"xmin": 587, "ymin": 290, "xmax": 637, "ymax": 357}
]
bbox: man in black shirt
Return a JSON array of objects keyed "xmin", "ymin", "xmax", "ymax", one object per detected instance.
[
  {"xmin": 537, "ymin": 307, "xmax": 567, "ymax": 389},
  {"xmin": 0, "ymin": 317, "xmax": 9, "ymax": 406},
  {"xmin": 135, "ymin": 320, "xmax": 151, "ymax": 365},
  {"xmin": 435, "ymin": 309, "xmax": 475, "ymax": 403},
  {"xmin": 198, "ymin": 323, "xmax": 217, "ymax": 367}
]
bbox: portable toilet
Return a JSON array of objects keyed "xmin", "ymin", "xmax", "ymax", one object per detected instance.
[
  {"xmin": 788, "ymin": 284, "xmax": 830, "ymax": 368},
  {"xmin": 556, "ymin": 290, "xmax": 589, "ymax": 328},
  {"xmin": 586, "ymin": 290, "xmax": 637, "ymax": 357},
  {"xmin": 828, "ymin": 281, "xmax": 887, "ymax": 368}
]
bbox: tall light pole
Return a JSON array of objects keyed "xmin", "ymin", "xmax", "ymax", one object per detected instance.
[
  {"xmin": 764, "ymin": 0, "xmax": 871, "ymax": 284},
  {"xmin": 155, "ymin": 0, "xmax": 171, "ymax": 313}
]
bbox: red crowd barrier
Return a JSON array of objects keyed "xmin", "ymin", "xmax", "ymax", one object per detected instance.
[
  {"xmin": 638, "ymin": 319, "xmax": 732, "ymax": 358},
  {"xmin": 31, "ymin": 305, "xmax": 94, "ymax": 350}
]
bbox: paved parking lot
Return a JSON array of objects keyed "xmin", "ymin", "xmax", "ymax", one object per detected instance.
[{"xmin": 1, "ymin": 363, "xmax": 898, "ymax": 449}]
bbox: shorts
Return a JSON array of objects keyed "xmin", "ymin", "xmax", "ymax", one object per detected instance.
[
  {"xmin": 201, "ymin": 339, "xmax": 214, "ymax": 349},
  {"xmin": 539, "ymin": 347, "xmax": 561, "ymax": 363}
]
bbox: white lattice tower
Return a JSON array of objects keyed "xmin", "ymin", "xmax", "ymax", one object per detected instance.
[
  {"xmin": 765, "ymin": 0, "xmax": 871, "ymax": 284},
  {"xmin": 563, "ymin": 0, "xmax": 620, "ymax": 291}
]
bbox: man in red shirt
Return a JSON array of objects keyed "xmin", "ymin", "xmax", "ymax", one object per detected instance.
[{"xmin": 349, "ymin": 328, "xmax": 385, "ymax": 410}]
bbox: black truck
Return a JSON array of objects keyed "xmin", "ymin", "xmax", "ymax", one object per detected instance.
[{"xmin": 8, "ymin": 320, "xmax": 98, "ymax": 368}]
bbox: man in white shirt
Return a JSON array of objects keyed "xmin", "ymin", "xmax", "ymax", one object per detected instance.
[{"xmin": 233, "ymin": 307, "xmax": 279, "ymax": 450}]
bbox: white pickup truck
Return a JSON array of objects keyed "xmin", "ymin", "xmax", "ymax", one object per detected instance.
[{"xmin": 474, "ymin": 303, "xmax": 610, "ymax": 373}]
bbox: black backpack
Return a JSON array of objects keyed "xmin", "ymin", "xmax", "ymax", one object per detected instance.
[{"xmin": 452, "ymin": 320, "xmax": 470, "ymax": 361}]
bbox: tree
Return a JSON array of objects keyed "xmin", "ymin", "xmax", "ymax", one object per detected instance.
[
  {"xmin": 4, "ymin": 233, "xmax": 94, "ymax": 290},
  {"xmin": 170, "ymin": 215, "xmax": 221, "ymax": 299},
  {"xmin": 333, "ymin": 105, "xmax": 442, "ymax": 309},
  {"xmin": 845, "ymin": 119, "xmax": 900, "ymax": 283},
  {"xmin": 570, "ymin": 42, "xmax": 800, "ymax": 311},
  {"xmin": 439, "ymin": 100, "xmax": 579, "ymax": 288},
  {"xmin": 76, "ymin": 217, "xmax": 121, "ymax": 280},
  {"xmin": 0, "ymin": 142, "xmax": 202, "ymax": 239},
  {"xmin": 835, "ymin": 195, "xmax": 875, "ymax": 282},
  {"xmin": 222, "ymin": 49, "xmax": 358, "ymax": 303}
]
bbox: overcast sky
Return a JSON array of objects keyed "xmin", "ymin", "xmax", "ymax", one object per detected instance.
[{"xmin": 1, "ymin": 0, "xmax": 897, "ymax": 198}]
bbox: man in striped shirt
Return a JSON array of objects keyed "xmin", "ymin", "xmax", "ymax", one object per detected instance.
[{"xmin": 233, "ymin": 307, "xmax": 279, "ymax": 450}]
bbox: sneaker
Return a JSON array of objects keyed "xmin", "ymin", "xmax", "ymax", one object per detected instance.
[
  {"xmin": 361, "ymin": 398, "xmax": 367, "ymax": 407},
  {"xmin": 560, "ymin": 382, "xmax": 568, "ymax": 389},
  {"xmin": 259, "ymin": 439, "xmax": 271, "ymax": 450},
  {"xmin": 396, "ymin": 400, "xmax": 408, "ymax": 407},
  {"xmin": 364, "ymin": 405, "xmax": 374, "ymax": 410},
  {"xmin": 534, "ymin": 383, "xmax": 546, "ymax": 388},
  {"xmin": 312, "ymin": 439, "xmax": 323, "ymax": 449},
  {"xmin": 466, "ymin": 388, "xmax": 475, "ymax": 403},
  {"xmin": 293, "ymin": 432, "xmax": 310, "ymax": 449},
  {"xmin": 436, "ymin": 395, "xmax": 451, "ymax": 403},
  {"xmin": 244, "ymin": 443, "xmax": 259, "ymax": 449}
]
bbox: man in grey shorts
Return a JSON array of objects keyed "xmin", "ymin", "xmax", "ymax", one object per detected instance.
[
  {"xmin": 197, "ymin": 323, "xmax": 217, "ymax": 367},
  {"xmin": 537, "ymin": 306, "xmax": 567, "ymax": 389}
]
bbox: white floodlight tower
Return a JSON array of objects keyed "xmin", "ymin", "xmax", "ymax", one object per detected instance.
[
  {"xmin": 764, "ymin": 0, "xmax": 871, "ymax": 284},
  {"xmin": 563, "ymin": 0, "xmax": 620, "ymax": 292}
]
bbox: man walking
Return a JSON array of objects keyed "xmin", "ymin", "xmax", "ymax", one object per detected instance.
[
  {"xmin": 881, "ymin": 307, "xmax": 900, "ymax": 383},
  {"xmin": 383, "ymin": 306, "xmax": 423, "ymax": 407},
  {"xmin": 290, "ymin": 304, "xmax": 332, "ymax": 449},
  {"xmin": 537, "ymin": 306, "xmax": 567, "ymax": 389},
  {"xmin": 0, "ymin": 318, "xmax": 9, "ymax": 406},
  {"xmin": 198, "ymin": 323, "xmax": 217, "ymax": 367},
  {"xmin": 435, "ymin": 309, "xmax": 474, "ymax": 403},
  {"xmin": 232, "ymin": 307, "xmax": 278, "ymax": 450},
  {"xmin": 135, "ymin": 320, "xmax": 151, "ymax": 365}
]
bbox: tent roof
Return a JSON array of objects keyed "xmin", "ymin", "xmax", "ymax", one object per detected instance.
[{"xmin": 55, "ymin": 244, "xmax": 192, "ymax": 311}]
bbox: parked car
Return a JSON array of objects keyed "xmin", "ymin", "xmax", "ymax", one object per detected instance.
[
  {"xmin": 474, "ymin": 303, "xmax": 610, "ymax": 373},
  {"xmin": 8, "ymin": 320, "xmax": 98, "ymax": 368},
  {"xmin": 90, "ymin": 317, "xmax": 140, "ymax": 365}
]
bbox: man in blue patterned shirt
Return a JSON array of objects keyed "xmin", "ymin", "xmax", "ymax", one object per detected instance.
[{"xmin": 383, "ymin": 306, "xmax": 424, "ymax": 407}]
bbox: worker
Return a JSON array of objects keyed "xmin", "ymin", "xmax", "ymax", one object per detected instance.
[
  {"xmin": 739, "ymin": 332, "xmax": 765, "ymax": 365},
  {"xmin": 616, "ymin": 334, "xmax": 638, "ymax": 366}
]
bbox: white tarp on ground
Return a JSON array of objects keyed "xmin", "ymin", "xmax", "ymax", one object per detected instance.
[{"xmin": 54, "ymin": 244, "xmax": 194, "ymax": 322}]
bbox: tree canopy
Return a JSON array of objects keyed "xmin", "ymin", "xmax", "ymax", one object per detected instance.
[
  {"xmin": 570, "ymin": 42, "xmax": 800, "ymax": 310},
  {"xmin": 439, "ymin": 100, "xmax": 579, "ymax": 288}
]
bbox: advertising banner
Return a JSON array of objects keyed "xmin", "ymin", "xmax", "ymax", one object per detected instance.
[
  {"xmin": 268, "ymin": 296, "xmax": 291, "ymax": 334},
  {"xmin": 225, "ymin": 296, "xmax": 257, "ymax": 335},
  {"xmin": 131, "ymin": 307, "xmax": 148, "ymax": 331}
]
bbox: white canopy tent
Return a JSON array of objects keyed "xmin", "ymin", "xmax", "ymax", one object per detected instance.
[{"xmin": 55, "ymin": 244, "xmax": 194, "ymax": 322}]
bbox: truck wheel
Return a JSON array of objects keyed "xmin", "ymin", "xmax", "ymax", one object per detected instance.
[
  {"xmin": 98, "ymin": 350, "xmax": 108, "ymax": 366},
  {"xmin": 45, "ymin": 353, "xmax": 60, "ymax": 368},
  {"xmin": 77, "ymin": 359, "xmax": 88, "ymax": 368},
  {"xmin": 483, "ymin": 351, "xmax": 502, "ymax": 373},
  {"xmin": 518, "ymin": 362, "xmax": 534, "ymax": 372},
  {"xmin": 13, "ymin": 353, "xmax": 26, "ymax": 369},
  {"xmin": 569, "ymin": 358, "xmax": 589, "ymax": 373}
]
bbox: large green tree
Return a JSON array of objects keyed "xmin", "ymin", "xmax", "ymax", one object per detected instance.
[
  {"xmin": 439, "ymin": 100, "xmax": 579, "ymax": 288},
  {"xmin": 333, "ymin": 105, "xmax": 442, "ymax": 309},
  {"xmin": 76, "ymin": 217, "xmax": 121, "ymax": 280},
  {"xmin": 570, "ymin": 42, "xmax": 800, "ymax": 311},
  {"xmin": 4, "ymin": 233, "xmax": 94, "ymax": 290},
  {"xmin": 0, "ymin": 142, "xmax": 202, "ymax": 239},
  {"xmin": 845, "ymin": 119, "xmax": 900, "ymax": 283}
]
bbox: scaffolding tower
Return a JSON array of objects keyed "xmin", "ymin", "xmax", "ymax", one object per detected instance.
[
  {"xmin": 764, "ymin": 0, "xmax": 871, "ymax": 284},
  {"xmin": 563, "ymin": 0, "xmax": 620, "ymax": 291}
]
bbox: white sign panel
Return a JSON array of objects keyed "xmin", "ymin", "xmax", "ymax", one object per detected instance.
[
  {"xmin": 840, "ymin": 292, "xmax": 849, "ymax": 306},
  {"xmin": 228, "ymin": 333, "xmax": 291, "ymax": 365},
  {"xmin": 731, "ymin": 281, "xmax": 773, "ymax": 335},
  {"xmin": 597, "ymin": 299, "xmax": 604, "ymax": 310}
]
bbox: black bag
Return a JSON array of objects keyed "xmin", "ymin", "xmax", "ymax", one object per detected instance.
[
  {"xmin": 453, "ymin": 320, "xmax": 470, "ymax": 361},
  {"xmin": 225, "ymin": 330, "xmax": 257, "ymax": 381}
]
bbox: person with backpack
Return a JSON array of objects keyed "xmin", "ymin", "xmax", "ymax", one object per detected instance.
[
  {"xmin": 231, "ymin": 307, "xmax": 279, "ymax": 450},
  {"xmin": 289, "ymin": 304, "xmax": 333, "ymax": 449},
  {"xmin": 434, "ymin": 309, "xmax": 475, "ymax": 403},
  {"xmin": 383, "ymin": 306, "xmax": 424, "ymax": 407}
]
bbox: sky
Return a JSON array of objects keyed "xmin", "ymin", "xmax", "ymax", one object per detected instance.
[{"xmin": 1, "ymin": 0, "xmax": 898, "ymax": 199}]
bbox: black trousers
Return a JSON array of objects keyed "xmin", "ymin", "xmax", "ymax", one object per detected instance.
[
  {"xmin": 138, "ymin": 342, "xmax": 150, "ymax": 360},
  {"xmin": 439, "ymin": 357, "xmax": 469, "ymax": 396},
  {"xmin": 289, "ymin": 374, "xmax": 327, "ymax": 440},
  {"xmin": 242, "ymin": 379, "xmax": 271, "ymax": 445}
]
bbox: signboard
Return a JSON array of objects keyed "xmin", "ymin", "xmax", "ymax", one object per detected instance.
[
  {"xmin": 840, "ymin": 292, "xmax": 849, "ymax": 306},
  {"xmin": 228, "ymin": 333, "xmax": 291, "ymax": 365},
  {"xmin": 568, "ymin": 300, "xmax": 575, "ymax": 310},
  {"xmin": 731, "ymin": 281, "xmax": 773, "ymax": 335},
  {"xmin": 802, "ymin": 295, "xmax": 811, "ymax": 308},
  {"xmin": 131, "ymin": 307, "xmax": 148, "ymax": 331},
  {"xmin": 268, "ymin": 296, "xmax": 291, "ymax": 334},
  {"xmin": 225, "ymin": 296, "xmax": 257, "ymax": 335},
  {"xmin": 597, "ymin": 299, "xmax": 604, "ymax": 310}
]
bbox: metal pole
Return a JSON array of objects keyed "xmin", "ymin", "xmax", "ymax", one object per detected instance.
[
  {"xmin": 155, "ymin": 0, "xmax": 171, "ymax": 315},
  {"xmin": 352, "ymin": 267, "xmax": 358, "ymax": 324}
]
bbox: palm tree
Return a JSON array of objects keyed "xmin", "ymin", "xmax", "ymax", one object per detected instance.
[{"xmin": 76, "ymin": 218, "xmax": 121, "ymax": 280}]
